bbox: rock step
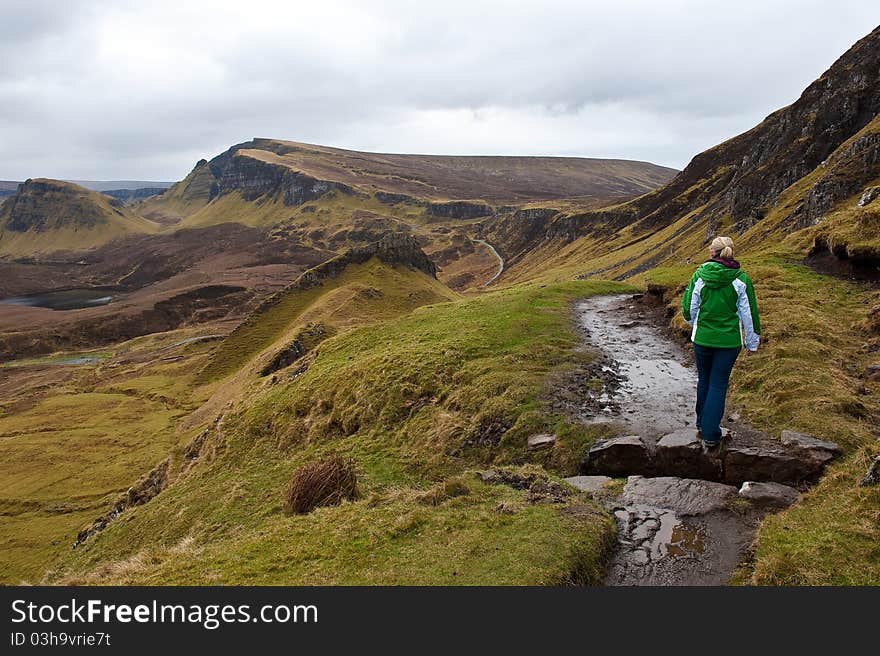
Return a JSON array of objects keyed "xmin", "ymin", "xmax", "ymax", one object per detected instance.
[{"xmin": 580, "ymin": 428, "xmax": 841, "ymax": 487}]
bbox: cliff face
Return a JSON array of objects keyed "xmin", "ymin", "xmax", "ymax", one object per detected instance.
[
  {"xmin": 2, "ymin": 179, "xmax": 114, "ymax": 232},
  {"xmin": 201, "ymin": 141, "xmax": 356, "ymax": 207},
  {"xmin": 426, "ymin": 200, "xmax": 493, "ymax": 220},
  {"xmin": 296, "ymin": 233, "xmax": 438, "ymax": 287}
]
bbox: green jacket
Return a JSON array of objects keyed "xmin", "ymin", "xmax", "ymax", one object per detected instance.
[{"xmin": 681, "ymin": 258, "xmax": 761, "ymax": 350}]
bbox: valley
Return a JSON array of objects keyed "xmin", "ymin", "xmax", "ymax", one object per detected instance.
[{"xmin": 1, "ymin": 26, "xmax": 879, "ymax": 586}]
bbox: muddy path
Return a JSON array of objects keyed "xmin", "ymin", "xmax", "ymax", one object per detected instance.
[
  {"xmin": 573, "ymin": 294, "xmax": 695, "ymax": 438},
  {"xmin": 560, "ymin": 294, "xmax": 841, "ymax": 586}
]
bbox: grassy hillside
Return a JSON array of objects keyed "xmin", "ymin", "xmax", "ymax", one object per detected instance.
[
  {"xmin": 198, "ymin": 255, "xmax": 458, "ymax": 383},
  {"xmin": 43, "ymin": 279, "xmax": 630, "ymax": 585},
  {"xmin": 0, "ymin": 179, "xmax": 158, "ymax": 256},
  {"xmin": 0, "ymin": 331, "xmax": 212, "ymax": 583}
]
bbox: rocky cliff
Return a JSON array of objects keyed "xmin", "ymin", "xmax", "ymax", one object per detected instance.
[
  {"xmin": 0, "ymin": 179, "xmax": 157, "ymax": 254},
  {"xmin": 2, "ymin": 179, "xmax": 116, "ymax": 232}
]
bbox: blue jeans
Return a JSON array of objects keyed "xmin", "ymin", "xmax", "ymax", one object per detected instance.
[{"xmin": 693, "ymin": 344, "xmax": 741, "ymax": 443}]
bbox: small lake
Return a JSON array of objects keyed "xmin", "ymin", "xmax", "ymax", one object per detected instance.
[{"xmin": 0, "ymin": 289, "xmax": 114, "ymax": 311}]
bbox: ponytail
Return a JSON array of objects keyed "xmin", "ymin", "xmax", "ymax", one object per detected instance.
[{"xmin": 710, "ymin": 236, "xmax": 735, "ymax": 259}]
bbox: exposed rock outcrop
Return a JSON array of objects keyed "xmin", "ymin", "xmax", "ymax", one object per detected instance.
[
  {"xmin": 861, "ymin": 456, "xmax": 880, "ymax": 486},
  {"xmin": 2, "ymin": 179, "xmax": 122, "ymax": 232},
  {"xmin": 582, "ymin": 427, "xmax": 840, "ymax": 486},
  {"xmin": 426, "ymin": 200, "xmax": 493, "ymax": 220},
  {"xmin": 74, "ymin": 460, "xmax": 169, "ymax": 547}
]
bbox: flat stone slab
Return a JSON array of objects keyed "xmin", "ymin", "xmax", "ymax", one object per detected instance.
[
  {"xmin": 656, "ymin": 428, "xmax": 723, "ymax": 481},
  {"xmin": 527, "ymin": 433, "xmax": 556, "ymax": 448},
  {"xmin": 564, "ymin": 475, "xmax": 613, "ymax": 493},
  {"xmin": 780, "ymin": 430, "xmax": 842, "ymax": 458},
  {"xmin": 738, "ymin": 481, "xmax": 800, "ymax": 508},
  {"xmin": 582, "ymin": 435, "xmax": 651, "ymax": 477},
  {"xmin": 723, "ymin": 446, "xmax": 817, "ymax": 486},
  {"xmin": 620, "ymin": 476, "xmax": 738, "ymax": 516}
]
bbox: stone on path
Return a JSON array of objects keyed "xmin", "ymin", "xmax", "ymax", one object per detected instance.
[
  {"xmin": 582, "ymin": 435, "xmax": 651, "ymax": 477},
  {"xmin": 620, "ymin": 475, "xmax": 738, "ymax": 515},
  {"xmin": 780, "ymin": 430, "xmax": 842, "ymax": 466},
  {"xmin": 738, "ymin": 481, "xmax": 800, "ymax": 508},
  {"xmin": 723, "ymin": 446, "xmax": 816, "ymax": 486},
  {"xmin": 656, "ymin": 428, "xmax": 723, "ymax": 481},
  {"xmin": 564, "ymin": 475, "xmax": 612, "ymax": 493}
]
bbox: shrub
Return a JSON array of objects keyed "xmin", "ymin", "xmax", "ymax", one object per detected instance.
[{"xmin": 283, "ymin": 455, "xmax": 357, "ymax": 514}]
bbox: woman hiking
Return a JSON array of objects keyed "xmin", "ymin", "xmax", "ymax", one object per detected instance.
[{"xmin": 681, "ymin": 236, "xmax": 761, "ymax": 449}]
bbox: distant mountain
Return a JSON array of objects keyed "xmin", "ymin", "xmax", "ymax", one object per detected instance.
[
  {"xmin": 139, "ymin": 140, "xmax": 677, "ymax": 226},
  {"xmin": 0, "ymin": 180, "xmax": 173, "ymax": 201},
  {"xmin": 0, "ymin": 178, "xmax": 158, "ymax": 255},
  {"xmin": 65, "ymin": 180, "xmax": 174, "ymax": 192},
  {"xmin": 102, "ymin": 187, "xmax": 169, "ymax": 205},
  {"xmin": 0, "ymin": 181, "xmax": 19, "ymax": 199}
]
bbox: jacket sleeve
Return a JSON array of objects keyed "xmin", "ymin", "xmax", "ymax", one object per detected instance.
[
  {"xmin": 681, "ymin": 271, "xmax": 699, "ymax": 324},
  {"xmin": 736, "ymin": 274, "xmax": 761, "ymax": 350}
]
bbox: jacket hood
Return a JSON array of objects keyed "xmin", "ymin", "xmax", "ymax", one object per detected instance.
[{"xmin": 698, "ymin": 260, "xmax": 742, "ymax": 288}]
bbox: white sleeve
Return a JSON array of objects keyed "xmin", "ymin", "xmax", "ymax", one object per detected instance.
[{"xmin": 733, "ymin": 279, "xmax": 760, "ymax": 351}]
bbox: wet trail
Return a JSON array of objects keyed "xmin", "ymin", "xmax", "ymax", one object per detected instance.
[
  {"xmin": 563, "ymin": 294, "xmax": 827, "ymax": 586},
  {"xmin": 575, "ymin": 294, "xmax": 695, "ymax": 438}
]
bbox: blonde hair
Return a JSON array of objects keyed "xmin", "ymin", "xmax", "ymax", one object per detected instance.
[{"xmin": 710, "ymin": 236, "xmax": 735, "ymax": 259}]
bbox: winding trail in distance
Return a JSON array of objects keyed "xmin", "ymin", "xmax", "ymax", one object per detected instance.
[{"xmin": 472, "ymin": 239, "xmax": 504, "ymax": 286}]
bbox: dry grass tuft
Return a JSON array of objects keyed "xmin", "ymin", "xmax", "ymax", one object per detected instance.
[{"xmin": 283, "ymin": 455, "xmax": 357, "ymax": 514}]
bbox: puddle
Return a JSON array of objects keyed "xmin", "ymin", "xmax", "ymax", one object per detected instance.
[
  {"xmin": 1, "ymin": 289, "xmax": 114, "ymax": 310},
  {"xmin": 49, "ymin": 357, "xmax": 104, "ymax": 366}
]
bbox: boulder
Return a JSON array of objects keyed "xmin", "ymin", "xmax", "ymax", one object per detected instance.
[
  {"xmin": 655, "ymin": 428, "xmax": 723, "ymax": 481},
  {"xmin": 865, "ymin": 364, "xmax": 880, "ymax": 382},
  {"xmin": 620, "ymin": 476, "xmax": 738, "ymax": 515},
  {"xmin": 860, "ymin": 456, "xmax": 880, "ymax": 486},
  {"xmin": 564, "ymin": 475, "xmax": 613, "ymax": 493},
  {"xmin": 857, "ymin": 186, "xmax": 880, "ymax": 207},
  {"xmin": 527, "ymin": 434, "xmax": 556, "ymax": 449},
  {"xmin": 780, "ymin": 430, "xmax": 842, "ymax": 458},
  {"xmin": 723, "ymin": 446, "xmax": 817, "ymax": 486},
  {"xmin": 581, "ymin": 435, "xmax": 651, "ymax": 476},
  {"xmin": 738, "ymin": 481, "xmax": 800, "ymax": 508}
]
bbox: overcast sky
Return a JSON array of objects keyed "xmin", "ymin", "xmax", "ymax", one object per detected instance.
[{"xmin": 1, "ymin": 0, "xmax": 877, "ymax": 181}]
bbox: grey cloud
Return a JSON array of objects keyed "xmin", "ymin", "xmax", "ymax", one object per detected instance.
[{"xmin": 0, "ymin": 0, "xmax": 877, "ymax": 180}]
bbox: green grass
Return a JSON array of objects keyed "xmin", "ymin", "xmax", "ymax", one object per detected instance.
[
  {"xmin": 61, "ymin": 475, "xmax": 614, "ymax": 585},
  {"xmin": 749, "ymin": 449, "xmax": 880, "ymax": 585},
  {"xmin": 48, "ymin": 279, "xmax": 630, "ymax": 585},
  {"xmin": 0, "ymin": 391, "xmax": 183, "ymax": 583},
  {"xmin": 199, "ymin": 258, "xmax": 459, "ymax": 382}
]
